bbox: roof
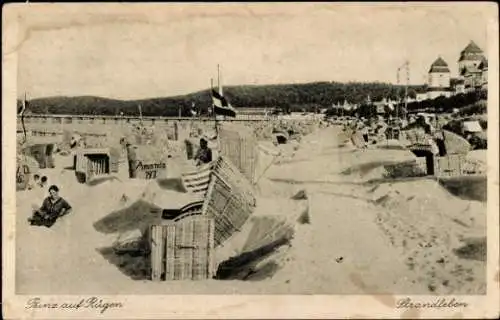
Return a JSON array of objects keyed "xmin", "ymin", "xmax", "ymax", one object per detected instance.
[
  {"xmin": 459, "ymin": 41, "xmax": 485, "ymax": 62},
  {"xmin": 429, "ymin": 57, "xmax": 450, "ymax": 73},
  {"xmin": 479, "ymin": 57, "xmax": 488, "ymax": 70},
  {"xmin": 461, "ymin": 66, "xmax": 482, "ymax": 76},
  {"xmin": 461, "ymin": 41, "xmax": 483, "ymax": 54},
  {"xmin": 459, "ymin": 54, "xmax": 486, "ymax": 62}
]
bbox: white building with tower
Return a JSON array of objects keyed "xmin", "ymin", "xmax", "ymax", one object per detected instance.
[{"xmin": 427, "ymin": 56, "xmax": 453, "ymax": 100}]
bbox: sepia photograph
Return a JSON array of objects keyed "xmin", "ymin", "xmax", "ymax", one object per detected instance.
[{"xmin": 3, "ymin": 2, "xmax": 499, "ymax": 319}]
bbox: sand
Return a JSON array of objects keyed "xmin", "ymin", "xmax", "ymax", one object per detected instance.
[{"xmin": 15, "ymin": 125, "xmax": 486, "ymax": 294}]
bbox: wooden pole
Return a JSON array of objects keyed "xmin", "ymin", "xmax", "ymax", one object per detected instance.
[
  {"xmin": 218, "ymin": 64, "xmax": 222, "ymax": 95},
  {"xmin": 138, "ymin": 104, "xmax": 143, "ymax": 126},
  {"xmin": 21, "ymin": 92, "xmax": 27, "ymax": 144},
  {"xmin": 404, "ymin": 61, "xmax": 409, "ymax": 122},
  {"xmin": 218, "ymin": 64, "xmax": 226, "ymax": 122},
  {"xmin": 211, "ymin": 78, "xmax": 218, "ymax": 137}
]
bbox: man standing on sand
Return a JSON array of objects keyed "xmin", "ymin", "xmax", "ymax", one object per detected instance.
[{"xmin": 28, "ymin": 185, "xmax": 72, "ymax": 228}]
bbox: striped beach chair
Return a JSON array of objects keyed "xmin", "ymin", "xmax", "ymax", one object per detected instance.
[{"xmin": 180, "ymin": 162, "xmax": 215, "ymax": 196}]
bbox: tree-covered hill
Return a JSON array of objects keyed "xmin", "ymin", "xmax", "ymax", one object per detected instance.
[{"xmin": 18, "ymin": 81, "xmax": 426, "ymax": 117}]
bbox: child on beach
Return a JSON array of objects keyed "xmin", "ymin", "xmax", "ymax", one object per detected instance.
[
  {"xmin": 39, "ymin": 176, "xmax": 48, "ymax": 188},
  {"xmin": 27, "ymin": 174, "xmax": 40, "ymax": 190}
]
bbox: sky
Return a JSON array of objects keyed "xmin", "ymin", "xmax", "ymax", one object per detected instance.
[{"xmin": 12, "ymin": 3, "xmax": 495, "ymax": 100}]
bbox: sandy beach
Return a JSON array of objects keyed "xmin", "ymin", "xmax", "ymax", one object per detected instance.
[{"xmin": 15, "ymin": 125, "xmax": 486, "ymax": 295}]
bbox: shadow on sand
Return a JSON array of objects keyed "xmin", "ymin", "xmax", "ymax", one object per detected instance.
[
  {"xmin": 87, "ymin": 176, "xmax": 121, "ymax": 186},
  {"xmin": 363, "ymin": 176, "xmax": 434, "ymax": 186},
  {"xmin": 216, "ymin": 237, "xmax": 291, "ymax": 281},
  {"xmin": 97, "ymin": 247, "xmax": 151, "ymax": 280},
  {"xmin": 93, "ymin": 199, "xmax": 162, "ymax": 234},
  {"xmin": 453, "ymin": 237, "xmax": 486, "ymax": 262},
  {"xmin": 375, "ymin": 144, "xmax": 407, "ymax": 150},
  {"xmin": 216, "ymin": 215, "xmax": 295, "ymax": 281},
  {"xmin": 437, "ymin": 176, "xmax": 487, "ymax": 202},
  {"xmin": 340, "ymin": 160, "xmax": 402, "ymax": 176},
  {"xmin": 315, "ymin": 190, "xmax": 374, "ymax": 203},
  {"xmin": 268, "ymin": 178, "xmax": 363, "ymax": 186}
]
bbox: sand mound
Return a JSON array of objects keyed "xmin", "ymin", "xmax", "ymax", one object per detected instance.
[
  {"xmin": 341, "ymin": 160, "xmax": 396, "ymax": 176},
  {"xmin": 215, "ymin": 217, "xmax": 293, "ymax": 280},
  {"xmin": 368, "ymin": 179, "xmax": 486, "ymax": 294},
  {"xmin": 93, "ymin": 180, "xmax": 202, "ymax": 234},
  {"xmin": 94, "ymin": 196, "xmax": 303, "ymax": 282},
  {"xmin": 214, "ymin": 197, "xmax": 306, "ymax": 280},
  {"xmin": 291, "ymin": 189, "xmax": 308, "ymax": 200}
]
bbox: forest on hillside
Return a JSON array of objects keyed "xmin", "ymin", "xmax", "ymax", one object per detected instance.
[
  {"xmin": 326, "ymin": 89, "xmax": 487, "ymax": 119},
  {"xmin": 18, "ymin": 81, "xmax": 426, "ymax": 117}
]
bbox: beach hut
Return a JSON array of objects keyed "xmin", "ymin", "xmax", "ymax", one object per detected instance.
[
  {"xmin": 150, "ymin": 216, "xmax": 215, "ymax": 281},
  {"xmin": 127, "ymin": 145, "xmax": 168, "ymax": 180},
  {"xmin": 22, "ymin": 143, "xmax": 57, "ymax": 169},
  {"xmin": 351, "ymin": 130, "xmax": 367, "ymax": 148},
  {"xmin": 201, "ymin": 156, "xmax": 256, "ymax": 247},
  {"xmin": 16, "ymin": 155, "xmax": 39, "ymax": 191},
  {"xmin": 74, "ymin": 148, "xmax": 118, "ymax": 183},
  {"xmin": 218, "ymin": 123, "xmax": 259, "ymax": 184},
  {"xmin": 275, "ymin": 132, "xmax": 288, "ymax": 145},
  {"xmin": 442, "ymin": 130, "xmax": 471, "ymax": 155}
]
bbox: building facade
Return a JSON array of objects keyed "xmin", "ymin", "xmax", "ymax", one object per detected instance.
[
  {"xmin": 458, "ymin": 41, "xmax": 487, "ymax": 92},
  {"xmin": 427, "ymin": 57, "xmax": 453, "ymax": 100},
  {"xmin": 479, "ymin": 58, "xmax": 488, "ymax": 90}
]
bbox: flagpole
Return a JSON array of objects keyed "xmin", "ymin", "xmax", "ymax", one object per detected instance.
[
  {"xmin": 217, "ymin": 64, "xmax": 221, "ymax": 95},
  {"xmin": 218, "ymin": 64, "xmax": 226, "ymax": 122},
  {"xmin": 22, "ymin": 92, "xmax": 27, "ymax": 144},
  {"xmin": 211, "ymin": 78, "xmax": 218, "ymax": 137},
  {"xmin": 138, "ymin": 104, "xmax": 143, "ymax": 126}
]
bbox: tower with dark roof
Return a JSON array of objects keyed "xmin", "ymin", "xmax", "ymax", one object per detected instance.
[
  {"xmin": 458, "ymin": 40, "xmax": 486, "ymax": 75},
  {"xmin": 458, "ymin": 41, "xmax": 487, "ymax": 91},
  {"xmin": 427, "ymin": 56, "xmax": 452, "ymax": 99}
]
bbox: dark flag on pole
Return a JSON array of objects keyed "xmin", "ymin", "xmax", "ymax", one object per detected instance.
[{"xmin": 211, "ymin": 89, "xmax": 237, "ymax": 117}]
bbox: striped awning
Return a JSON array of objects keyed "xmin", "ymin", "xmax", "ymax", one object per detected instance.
[{"xmin": 181, "ymin": 162, "xmax": 215, "ymax": 195}]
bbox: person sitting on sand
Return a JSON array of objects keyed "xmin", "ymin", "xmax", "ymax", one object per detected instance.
[
  {"xmin": 194, "ymin": 137, "xmax": 212, "ymax": 166},
  {"xmin": 28, "ymin": 185, "xmax": 72, "ymax": 228}
]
